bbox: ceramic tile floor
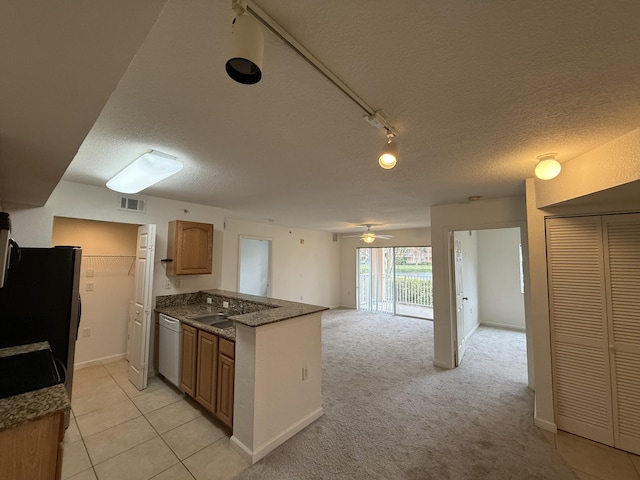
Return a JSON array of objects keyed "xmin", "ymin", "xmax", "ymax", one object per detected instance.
[
  {"xmin": 541, "ymin": 429, "xmax": 640, "ymax": 480},
  {"xmin": 61, "ymin": 360, "xmax": 249, "ymax": 480}
]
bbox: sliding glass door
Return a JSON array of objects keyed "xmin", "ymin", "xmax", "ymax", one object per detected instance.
[
  {"xmin": 357, "ymin": 246, "xmax": 433, "ymax": 319},
  {"xmin": 357, "ymin": 247, "xmax": 394, "ymax": 313}
]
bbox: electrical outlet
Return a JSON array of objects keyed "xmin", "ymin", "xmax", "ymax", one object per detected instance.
[
  {"xmin": 164, "ymin": 280, "xmax": 171, "ymax": 289},
  {"xmin": 86, "ymin": 282, "xmax": 94, "ymax": 291},
  {"xmin": 86, "ymin": 267, "xmax": 94, "ymax": 277},
  {"xmin": 302, "ymin": 366, "xmax": 308, "ymax": 381},
  {"xmin": 175, "ymin": 279, "xmax": 182, "ymax": 288},
  {"xmin": 223, "ymin": 301, "xmax": 229, "ymax": 308},
  {"xmin": 83, "ymin": 327, "xmax": 91, "ymax": 337},
  {"xmin": 207, "ymin": 297, "xmax": 213, "ymax": 304}
]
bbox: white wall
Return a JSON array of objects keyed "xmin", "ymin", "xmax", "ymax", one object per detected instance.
[
  {"xmin": 339, "ymin": 228, "xmax": 431, "ymax": 308},
  {"xmin": 477, "ymin": 228, "xmax": 526, "ymax": 330},
  {"xmin": 430, "ymin": 197, "xmax": 528, "ymax": 371},
  {"xmin": 221, "ymin": 219, "xmax": 340, "ymax": 308}
]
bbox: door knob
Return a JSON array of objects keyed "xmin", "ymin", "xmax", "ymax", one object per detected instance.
[{"xmin": 463, "ymin": 297, "xmax": 469, "ymax": 301}]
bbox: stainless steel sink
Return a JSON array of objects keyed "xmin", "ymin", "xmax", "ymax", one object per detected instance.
[{"xmin": 188, "ymin": 312, "xmax": 234, "ymax": 329}]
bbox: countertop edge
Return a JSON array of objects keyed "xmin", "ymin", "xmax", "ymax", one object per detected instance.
[
  {"xmin": 156, "ymin": 290, "xmax": 329, "ymax": 330},
  {"xmin": 0, "ymin": 383, "xmax": 70, "ymax": 433}
]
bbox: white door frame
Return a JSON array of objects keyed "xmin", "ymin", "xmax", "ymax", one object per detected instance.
[{"xmin": 128, "ymin": 224, "xmax": 156, "ymax": 390}]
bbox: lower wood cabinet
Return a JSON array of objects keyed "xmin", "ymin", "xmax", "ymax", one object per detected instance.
[
  {"xmin": 216, "ymin": 338, "xmax": 235, "ymax": 429},
  {"xmin": 178, "ymin": 324, "xmax": 235, "ymax": 430},
  {"xmin": 195, "ymin": 331, "xmax": 218, "ymax": 412},
  {"xmin": 0, "ymin": 411, "xmax": 66, "ymax": 480},
  {"xmin": 180, "ymin": 324, "xmax": 197, "ymax": 397}
]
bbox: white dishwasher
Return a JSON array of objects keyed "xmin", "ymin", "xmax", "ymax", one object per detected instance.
[{"xmin": 158, "ymin": 314, "xmax": 181, "ymax": 388}]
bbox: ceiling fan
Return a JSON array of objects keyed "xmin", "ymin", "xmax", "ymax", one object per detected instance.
[{"xmin": 343, "ymin": 225, "xmax": 393, "ymax": 243}]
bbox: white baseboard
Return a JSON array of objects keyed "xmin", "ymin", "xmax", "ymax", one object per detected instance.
[
  {"xmin": 464, "ymin": 323, "xmax": 480, "ymax": 343},
  {"xmin": 480, "ymin": 321, "xmax": 526, "ymax": 332},
  {"xmin": 534, "ymin": 417, "xmax": 557, "ymax": 433},
  {"xmin": 433, "ymin": 360, "xmax": 452, "ymax": 369},
  {"xmin": 74, "ymin": 353, "xmax": 127, "ymax": 370},
  {"xmin": 230, "ymin": 407, "xmax": 324, "ymax": 464}
]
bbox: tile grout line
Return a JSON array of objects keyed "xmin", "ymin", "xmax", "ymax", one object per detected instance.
[{"xmin": 104, "ymin": 364, "xmax": 199, "ymax": 480}]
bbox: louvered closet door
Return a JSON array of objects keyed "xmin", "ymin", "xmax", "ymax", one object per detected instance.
[
  {"xmin": 602, "ymin": 213, "xmax": 640, "ymax": 455},
  {"xmin": 546, "ymin": 216, "xmax": 615, "ymax": 446}
]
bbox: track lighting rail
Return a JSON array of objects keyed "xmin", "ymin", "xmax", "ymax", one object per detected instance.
[{"xmin": 232, "ymin": 0, "xmax": 397, "ymax": 134}]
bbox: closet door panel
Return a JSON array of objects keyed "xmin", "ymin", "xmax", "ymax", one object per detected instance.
[
  {"xmin": 546, "ymin": 216, "xmax": 614, "ymax": 446},
  {"xmin": 603, "ymin": 213, "xmax": 640, "ymax": 454}
]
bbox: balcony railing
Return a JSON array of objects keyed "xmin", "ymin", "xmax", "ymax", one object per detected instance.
[{"xmin": 358, "ymin": 273, "xmax": 433, "ymax": 313}]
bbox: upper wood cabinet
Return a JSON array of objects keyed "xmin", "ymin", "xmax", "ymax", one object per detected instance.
[{"xmin": 166, "ymin": 220, "xmax": 213, "ymax": 275}]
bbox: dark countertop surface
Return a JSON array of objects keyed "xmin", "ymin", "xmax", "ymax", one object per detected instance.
[
  {"xmin": 0, "ymin": 342, "xmax": 70, "ymax": 433},
  {"xmin": 155, "ymin": 289, "xmax": 329, "ymax": 341}
]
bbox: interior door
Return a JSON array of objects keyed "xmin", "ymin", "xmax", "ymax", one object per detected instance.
[
  {"xmin": 126, "ymin": 300, "xmax": 134, "ymax": 362},
  {"xmin": 602, "ymin": 213, "xmax": 640, "ymax": 455},
  {"xmin": 128, "ymin": 224, "xmax": 156, "ymax": 390},
  {"xmin": 238, "ymin": 237, "xmax": 271, "ymax": 296},
  {"xmin": 546, "ymin": 216, "xmax": 614, "ymax": 446},
  {"xmin": 453, "ymin": 238, "xmax": 467, "ymax": 366}
]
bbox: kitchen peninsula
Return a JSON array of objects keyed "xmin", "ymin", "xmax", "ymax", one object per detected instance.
[{"xmin": 155, "ymin": 289, "xmax": 327, "ymax": 464}]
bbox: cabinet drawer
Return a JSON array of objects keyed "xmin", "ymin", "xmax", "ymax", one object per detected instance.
[{"xmin": 219, "ymin": 337, "xmax": 235, "ymax": 359}]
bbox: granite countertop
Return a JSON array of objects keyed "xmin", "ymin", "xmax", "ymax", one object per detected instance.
[
  {"xmin": 155, "ymin": 289, "xmax": 329, "ymax": 341},
  {"xmin": 0, "ymin": 342, "xmax": 70, "ymax": 433}
]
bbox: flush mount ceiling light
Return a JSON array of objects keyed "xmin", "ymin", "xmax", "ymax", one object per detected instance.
[
  {"xmin": 229, "ymin": 0, "xmax": 400, "ymax": 168},
  {"xmin": 106, "ymin": 150, "xmax": 183, "ymax": 194},
  {"xmin": 534, "ymin": 153, "xmax": 561, "ymax": 180}
]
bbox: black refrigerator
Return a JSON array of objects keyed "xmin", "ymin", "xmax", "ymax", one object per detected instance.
[{"xmin": 0, "ymin": 246, "xmax": 82, "ymax": 400}]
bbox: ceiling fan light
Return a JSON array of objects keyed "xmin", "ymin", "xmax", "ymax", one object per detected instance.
[
  {"xmin": 534, "ymin": 153, "xmax": 561, "ymax": 180},
  {"xmin": 379, "ymin": 138, "xmax": 398, "ymax": 169},
  {"xmin": 362, "ymin": 233, "xmax": 376, "ymax": 243},
  {"xmin": 106, "ymin": 150, "xmax": 182, "ymax": 194},
  {"xmin": 226, "ymin": 14, "xmax": 264, "ymax": 85}
]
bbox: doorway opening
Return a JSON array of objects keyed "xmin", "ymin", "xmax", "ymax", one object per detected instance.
[
  {"xmin": 238, "ymin": 236, "xmax": 272, "ymax": 296},
  {"xmin": 451, "ymin": 228, "xmax": 527, "ymax": 368},
  {"xmin": 357, "ymin": 246, "xmax": 433, "ymax": 319},
  {"xmin": 51, "ymin": 217, "xmax": 156, "ymax": 390}
]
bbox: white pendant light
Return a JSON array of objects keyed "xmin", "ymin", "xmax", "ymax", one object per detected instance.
[
  {"xmin": 106, "ymin": 150, "xmax": 183, "ymax": 194},
  {"xmin": 225, "ymin": 13, "xmax": 264, "ymax": 85},
  {"xmin": 379, "ymin": 131, "xmax": 398, "ymax": 169},
  {"xmin": 534, "ymin": 153, "xmax": 561, "ymax": 180}
]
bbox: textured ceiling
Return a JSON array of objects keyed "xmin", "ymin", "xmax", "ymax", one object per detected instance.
[{"xmin": 3, "ymin": 0, "xmax": 640, "ymax": 232}]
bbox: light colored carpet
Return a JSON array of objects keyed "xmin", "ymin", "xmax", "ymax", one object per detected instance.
[{"xmin": 235, "ymin": 309, "xmax": 577, "ymax": 479}]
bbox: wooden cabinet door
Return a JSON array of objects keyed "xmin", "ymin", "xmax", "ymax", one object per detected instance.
[
  {"xmin": 196, "ymin": 330, "xmax": 217, "ymax": 412},
  {"xmin": 0, "ymin": 411, "xmax": 65, "ymax": 480},
  {"xmin": 167, "ymin": 221, "xmax": 213, "ymax": 275},
  {"xmin": 180, "ymin": 324, "xmax": 197, "ymax": 397},
  {"xmin": 216, "ymin": 353, "xmax": 235, "ymax": 429}
]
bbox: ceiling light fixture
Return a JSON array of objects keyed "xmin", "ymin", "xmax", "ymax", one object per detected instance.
[
  {"xmin": 106, "ymin": 150, "xmax": 183, "ymax": 194},
  {"xmin": 534, "ymin": 153, "xmax": 561, "ymax": 180},
  {"xmin": 225, "ymin": 12, "xmax": 264, "ymax": 85},
  {"xmin": 228, "ymin": 0, "xmax": 399, "ymax": 167},
  {"xmin": 362, "ymin": 233, "xmax": 376, "ymax": 243},
  {"xmin": 379, "ymin": 130, "xmax": 398, "ymax": 169}
]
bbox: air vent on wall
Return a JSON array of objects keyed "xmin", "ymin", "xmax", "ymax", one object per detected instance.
[{"xmin": 119, "ymin": 196, "xmax": 145, "ymax": 213}]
